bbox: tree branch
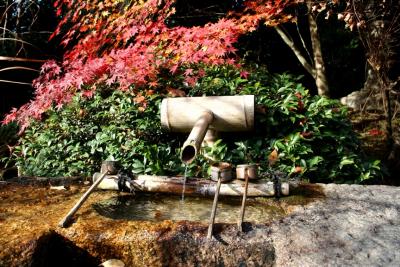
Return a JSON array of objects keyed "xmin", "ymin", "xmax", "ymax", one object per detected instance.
[
  {"xmin": 0, "ymin": 56, "xmax": 47, "ymax": 63},
  {"xmin": 295, "ymin": 22, "xmax": 314, "ymax": 65},
  {"xmin": 307, "ymin": 6, "xmax": 329, "ymax": 97},
  {"xmin": 0, "ymin": 79, "xmax": 32, "ymax": 85},
  {"xmin": 0, "ymin": 66, "xmax": 39, "ymax": 72},
  {"xmin": 274, "ymin": 25, "xmax": 315, "ymax": 77}
]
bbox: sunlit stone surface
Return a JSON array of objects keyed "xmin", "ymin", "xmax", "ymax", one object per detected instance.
[{"xmin": 0, "ymin": 182, "xmax": 399, "ymax": 266}]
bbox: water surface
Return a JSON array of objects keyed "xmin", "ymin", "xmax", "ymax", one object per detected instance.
[{"xmin": 93, "ymin": 194, "xmax": 286, "ymax": 224}]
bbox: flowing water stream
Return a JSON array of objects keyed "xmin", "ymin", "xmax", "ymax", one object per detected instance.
[{"xmin": 181, "ymin": 165, "xmax": 188, "ymax": 201}]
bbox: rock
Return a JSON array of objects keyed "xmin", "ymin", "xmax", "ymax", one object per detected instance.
[
  {"xmin": 155, "ymin": 224, "xmax": 275, "ymax": 267},
  {"xmin": 100, "ymin": 259, "xmax": 125, "ymax": 267},
  {"xmin": 271, "ymin": 184, "xmax": 400, "ymax": 266},
  {"xmin": 1, "ymin": 183, "xmax": 400, "ymax": 266},
  {"xmin": 340, "ymin": 89, "xmax": 379, "ymax": 110},
  {"xmin": 49, "ymin": 185, "xmax": 69, "ymax": 191}
]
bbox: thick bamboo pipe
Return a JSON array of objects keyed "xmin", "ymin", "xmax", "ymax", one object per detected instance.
[
  {"xmin": 93, "ymin": 174, "xmax": 289, "ymax": 197},
  {"xmin": 161, "ymin": 95, "xmax": 254, "ymax": 132},
  {"xmin": 161, "ymin": 95, "xmax": 255, "ymax": 163},
  {"xmin": 181, "ymin": 111, "xmax": 214, "ymax": 163}
]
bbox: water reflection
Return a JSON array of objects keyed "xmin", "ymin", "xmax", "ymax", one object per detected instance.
[{"xmin": 93, "ymin": 194, "xmax": 285, "ymax": 223}]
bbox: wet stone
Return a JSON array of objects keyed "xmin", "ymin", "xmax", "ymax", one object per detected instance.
[
  {"xmin": 30, "ymin": 231, "xmax": 100, "ymax": 267},
  {"xmin": 156, "ymin": 224, "xmax": 276, "ymax": 267},
  {"xmin": 1, "ymin": 182, "xmax": 399, "ymax": 266}
]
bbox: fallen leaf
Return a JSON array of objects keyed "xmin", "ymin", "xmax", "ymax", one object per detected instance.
[
  {"xmin": 166, "ymin": 87, "xmax": 185, "ymax": 97},
  {"xmin": 294, "ymin": 166, "xmax": 303, "ymax": 173},
  {"xmin": 268, "ymin": 149, "xmax": 279, "ymax": 166}
]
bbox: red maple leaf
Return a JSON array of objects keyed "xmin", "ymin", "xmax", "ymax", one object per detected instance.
[{"xmin": 368, "ymin": 128, "xmax": 384, "ymax": 136}]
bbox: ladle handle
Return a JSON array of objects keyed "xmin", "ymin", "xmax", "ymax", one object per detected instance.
[
  {"xmin": 207, "ymin": 175, "xmax": 222, "ymax": 239},
  {"xmin": 238, "ymin": 168, "xmax": 249, "ymax": 232},
  {"xmin": 58, "ymin": 171, "xmax": 109, "ymax": 228}
]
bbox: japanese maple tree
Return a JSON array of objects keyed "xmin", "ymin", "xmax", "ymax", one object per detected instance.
[{"xmin": 4, "ymin": 0, "xmax": 295, "ymax": 130}]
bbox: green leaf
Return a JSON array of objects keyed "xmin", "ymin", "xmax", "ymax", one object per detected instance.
[{"xmin": 339, "ymin": 157, "xmax": 354, "ymax": 169}]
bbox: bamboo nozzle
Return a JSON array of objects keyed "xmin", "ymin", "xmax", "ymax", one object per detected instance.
[{"xmin": 181, "ymin": 111, "xmax": 214, "ymax": 163}]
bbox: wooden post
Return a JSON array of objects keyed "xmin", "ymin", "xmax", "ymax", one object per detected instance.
[
  {"xmin": 58, "ymin": 171, "xmax": 108, "ymax": 228},
  {"xmin": 238, "ymin": 174, "xmax": 249, "ymax": 232},
  {"xmin": 207, "ymin": 176, "xmax": 222, "ymax": 239}
]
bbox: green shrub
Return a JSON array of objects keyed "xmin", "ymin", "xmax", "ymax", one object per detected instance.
[
  {"xmin": 0, "ymin": 122, "xmax": 19, "ymax": 178},
  {"xmin": 11, "ymin": 65, "xmax": 381, "ymax": 183},
  {"xmin": 12, "ymin": 87, "xmax": 182, "ymax": 177}
]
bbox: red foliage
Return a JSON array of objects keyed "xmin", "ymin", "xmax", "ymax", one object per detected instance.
[
  {"xmin": 368, "ymin": 128, "xmax": 385, "ymax": 137},
  {"xmin": 4, "ymin": 0, "xmax": 295, "ymax": 130}
]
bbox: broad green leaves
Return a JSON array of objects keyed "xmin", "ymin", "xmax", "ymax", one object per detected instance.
[{"xmin": 10, "ymin": 65, "xmax": 381, "ymax": 183}]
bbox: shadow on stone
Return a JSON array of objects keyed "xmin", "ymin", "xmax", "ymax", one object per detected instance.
[
  {"xmin": 157, "ymin": 224, "xmax": 276, "ymax": 267},
  {"xmin": 30, "ymin": 231, "xmax": 100, "ymax": 267},
  {"xmin": 241, "ymin": 222, "xmax": 254, "ymax": 233}
]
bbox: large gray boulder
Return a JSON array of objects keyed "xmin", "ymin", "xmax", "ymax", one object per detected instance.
[{"xmin": 272, "ymin": 184, "xmax": 400, "ymax": 266}]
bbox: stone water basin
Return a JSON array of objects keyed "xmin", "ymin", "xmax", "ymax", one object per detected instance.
[
  {"xmin": 93, "ymin": 193, "xmax": 287, "ymax": 224},
  {"xmin": 0, "ymin": 180, "xmax": 324, "ymax": 267}
]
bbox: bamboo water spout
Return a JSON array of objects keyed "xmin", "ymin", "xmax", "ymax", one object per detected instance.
[
  {"xmin": 161, "ymin": 95, "xmax": 255, "ymax": 163},
  {"xmin": 181, "ymin": 111, "xmax": 214, "ymax": 163}
]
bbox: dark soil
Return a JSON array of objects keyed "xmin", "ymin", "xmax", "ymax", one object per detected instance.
[{"xmin": 348, "ymin": 109, "xmax": 400, "ymax": 185}]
